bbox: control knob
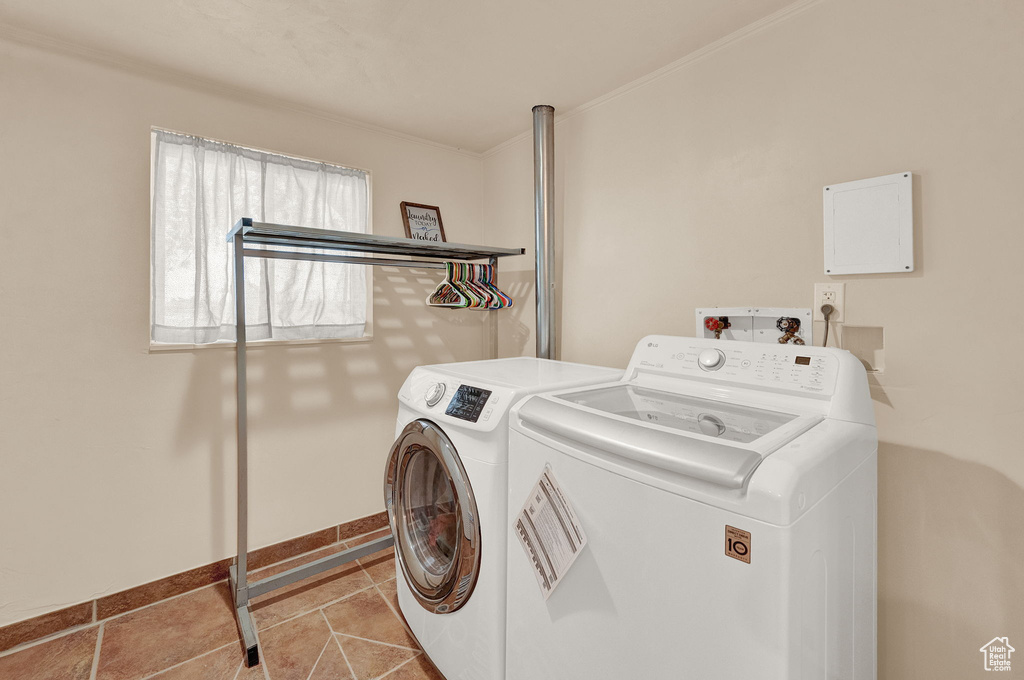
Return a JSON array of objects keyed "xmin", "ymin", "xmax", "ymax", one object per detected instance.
[
  {"xmin": 697, "ymin": 414, "xmax": 727, "ymax": 437},
  {"xmin": 698, "ymin": 349, "xmax": 726, "ymax": 371},
  {"xmin": 425, "ymin": 382, "xmax": 446, "ymax": 407}
]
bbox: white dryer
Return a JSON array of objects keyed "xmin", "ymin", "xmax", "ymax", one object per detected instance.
[
  {"xmin": 385, "ymin": 358, "xmax": 620, "ymax": 680},
  {"xmin": 506, "ymin": 336, "xmax": 877, "ymax": 680}
]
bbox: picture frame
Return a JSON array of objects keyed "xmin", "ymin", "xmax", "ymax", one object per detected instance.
[{"xmin": 400, "ymin": 201, "xmax": 446, "ymax": 242}]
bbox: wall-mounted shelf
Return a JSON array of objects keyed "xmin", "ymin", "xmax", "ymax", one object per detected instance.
[
  {"xmin": 227, "ymin": 217, "xmax": 524, "ymax": 666},
  {"xmin": 229, "ymin": 218, "xmax": 525, "ymax": 268}
]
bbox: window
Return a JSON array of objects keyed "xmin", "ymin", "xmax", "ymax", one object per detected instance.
[{"xmin": 150, "ymin": 129, "xmax": 370, "ymax": 345}]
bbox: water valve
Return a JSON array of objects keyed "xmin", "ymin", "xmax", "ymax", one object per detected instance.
[
  {"xmin": 704, "ymin": 316, "xmax": 731, "ymax": 340},
  {"xmin": 776, "ymin": 317, "xmax": 805, "ymax": 345}
]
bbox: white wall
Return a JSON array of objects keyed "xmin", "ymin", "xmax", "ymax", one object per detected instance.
[
  {"xmin": 484, "ymin": 0, "xmax": 1024, "ymax": 677},
  {"xmin": 0, "ymin": 37, "xmax": 495, "ymax": 627}
]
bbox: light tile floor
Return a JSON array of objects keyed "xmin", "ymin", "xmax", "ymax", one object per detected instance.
[{"xmin": 0, "ymin": 530, "xmax": 444, "ymax": 680}]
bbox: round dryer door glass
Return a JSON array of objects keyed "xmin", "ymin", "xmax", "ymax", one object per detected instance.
[
  {"xmin": 401, "ymin": 447, "xmax": 459, "ymax": 586},
  {"xmin": 385, "ymin": 419, "xmax": 482, "ymax": 614}
]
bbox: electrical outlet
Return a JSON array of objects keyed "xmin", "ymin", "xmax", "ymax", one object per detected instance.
[{"xmin": 813, "ymin": 283, "xmax": 845, "ymax": 322}]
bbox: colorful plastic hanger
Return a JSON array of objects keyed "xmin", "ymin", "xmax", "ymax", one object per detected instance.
[{"xmin": 427, "ymin": 262, "xmax": 514, "ymax": 310}]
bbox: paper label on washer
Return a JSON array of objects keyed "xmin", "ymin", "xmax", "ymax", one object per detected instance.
[{"xmin": 514, "ymin": 465, "xmax": 587, "ymax": 600}]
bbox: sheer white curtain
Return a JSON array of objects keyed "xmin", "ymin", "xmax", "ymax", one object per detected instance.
[{"xmin": 151, "ymin": 130, "xmax": 369, "ymax": 344}]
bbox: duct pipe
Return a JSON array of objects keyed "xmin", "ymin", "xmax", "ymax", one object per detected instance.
[{"xmin": 533, "ymin": 105, "xmax": 556, "ymax": 359}]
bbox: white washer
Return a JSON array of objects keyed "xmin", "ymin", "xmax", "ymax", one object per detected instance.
[
  {"xmin": 506, "ymin": 336, "xmax": 877, "ymax": 680},
  {"xmin": 385, "ymin": 357, "xmax": 621, "ymax": 680}
]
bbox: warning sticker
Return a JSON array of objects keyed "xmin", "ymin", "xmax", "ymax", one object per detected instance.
[
  {"xmin": 514, "ymin": 466, "xmax": 587, "ymax": 600},
  {"xmin": 725, "ymin": 525, "xmax": 751, "ymax": 564}
]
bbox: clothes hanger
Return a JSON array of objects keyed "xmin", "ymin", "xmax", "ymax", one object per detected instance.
[
  {"xmin": 427, "ymin": 262, "xmax": 471, "ymax": 308},
  {"xmin": 426, "ymin": 261, "xmax": 514, "ymax": 310}
]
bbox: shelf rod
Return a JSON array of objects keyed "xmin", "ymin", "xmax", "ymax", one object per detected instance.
[
  {"xmin": 242, "ymin": 248, "xmax": 446, "ymax": 269},
  {"xmin": 230, "ymin": 218, "xmax": 524, "ymax": 260},
  {"xmin": 247, "ymin": 535, "xmax": 395, "ymax": 600},
  {"xmin": 228, "ymin": 566, "xmax": 259, "ymax": 667},
  {"xmin": 232, "ymin": 233, "xmax": 250, "ymax": 614}
]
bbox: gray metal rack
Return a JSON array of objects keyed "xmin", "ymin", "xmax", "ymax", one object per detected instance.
[{"xmin": 227, "ymin": 217, "xmax": 524, "ymax": 666}]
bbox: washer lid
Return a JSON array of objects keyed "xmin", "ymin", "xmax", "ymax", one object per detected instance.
[
  {"xmin": 561, "ymin": 384, "xmax": 798, "ymax": 444},
  {"xmin": 516, "ymin": 385, "xmax": 822, "ymax": 489}
]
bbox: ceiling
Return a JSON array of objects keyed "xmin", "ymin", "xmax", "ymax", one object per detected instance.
[{"xmin": 0, "ymin": 0, "xmax": 795, "ymax": 153}]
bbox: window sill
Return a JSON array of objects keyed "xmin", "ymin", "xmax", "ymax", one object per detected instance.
[{"xmin": 149, "ymin": 334, "xmax": 373, "ymax": 353}]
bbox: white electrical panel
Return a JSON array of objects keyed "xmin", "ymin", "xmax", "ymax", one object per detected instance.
[
  {"xmin": 696, "ymin": 307, "xmax": 813, "ymax": 346},
  {"xmin": 823, "ymin": 171, "xmax": 913, "ymax": 275}
]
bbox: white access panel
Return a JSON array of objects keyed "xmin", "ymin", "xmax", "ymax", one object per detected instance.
[{"xmin": 824, "ymin": 172, "xmax": 913, "ymax": 275}]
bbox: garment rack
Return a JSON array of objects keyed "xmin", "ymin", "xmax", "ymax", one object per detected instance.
[{"xmin": 227, "ymin": 217, "xmax": 524, "ymax": 666}]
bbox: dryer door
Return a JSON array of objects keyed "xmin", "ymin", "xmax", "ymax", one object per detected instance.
[{"xmin": 385, "ymin": 419, "xmax": 481, "ymax": 613}]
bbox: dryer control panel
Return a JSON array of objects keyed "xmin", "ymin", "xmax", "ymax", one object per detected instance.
[
  {"xmin": 400, "ymin": 368, "xmax": 513, "ymax": 431},
  {"xmin": 445, "ymin": 385, "xmax": 493, "ymax": 422}
]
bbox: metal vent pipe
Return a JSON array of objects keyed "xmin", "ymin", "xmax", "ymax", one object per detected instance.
[{"xmin": 533, "ymin": 105, "xmax": 556, "ymax": 360}]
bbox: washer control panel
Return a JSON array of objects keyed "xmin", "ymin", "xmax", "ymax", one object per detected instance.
[
  {"xmin": 444, "ymin": 385, "xmax": 493, "ymax": 422},
  {"xmin": 631, "ymin": 337, "xmax": 839, "ymax": 395}
]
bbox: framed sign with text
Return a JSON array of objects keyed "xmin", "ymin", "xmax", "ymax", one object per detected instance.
[{"xmin": 400, "ymin": 202, "xmax": 446, "ymax": 242}]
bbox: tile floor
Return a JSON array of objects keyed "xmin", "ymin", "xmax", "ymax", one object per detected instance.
[{"xmin": 0, "ymin": 529, "xmax": 445, "ymax": 680}]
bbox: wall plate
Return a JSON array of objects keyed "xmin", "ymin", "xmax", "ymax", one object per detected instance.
[
  {"xmin": 824, "ymin": 172, "xmax": 913, "ymax": 275},
  {"xmin": 813, "ymin": 282, "xmax": 845, "ymax": 322}
]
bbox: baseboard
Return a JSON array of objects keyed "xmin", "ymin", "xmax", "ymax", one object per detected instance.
[{"xmin": 0, "ymin": 511, "xmax": 388, "ymax": 653}]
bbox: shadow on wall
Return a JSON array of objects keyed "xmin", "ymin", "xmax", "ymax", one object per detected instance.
[
  {"xmin": 868, "ymin": 374, "xmax": 893, "ymax": 408},
  {"xmin": 878, "ymin": 442, "xmax": 1024, "ymax": 679},
  {"xmin": 494, "ymin": 270, "xmax": 535, "ymax": 358},
  {"xmin": 168, "ymin": 266, "xmax": 488, "ymax": 547}
]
